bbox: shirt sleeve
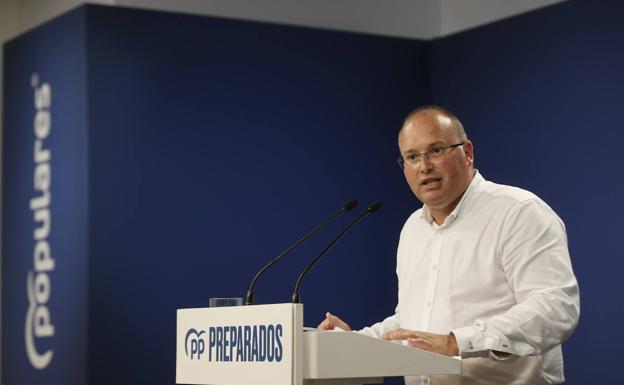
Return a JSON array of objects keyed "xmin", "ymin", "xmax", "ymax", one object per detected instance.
[
  {"xmin": 452, "ymin": 198, "xmax": 580, "ymax": 358},
  {"xmin": 357, "ymin": 309, "xmax": 401, "ymax": 338}
]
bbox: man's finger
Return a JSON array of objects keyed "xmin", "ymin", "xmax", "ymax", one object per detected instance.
[
  {"xmin": 323, "ymin": 312, "xmax": 351, "ymax": 331},
  {"xmin": 407, "ymin": 338, "xmax": 433, "ymax": 351},
  {"xmin": 383, "ymin": 328, "xmax": 417, "ymax": 340},
  {"xmin": 317, "ymin": 312, "xmax": 338, "ymax": 330},
  {"xmin": 317, "ymin": 315, "xmax": 332, "ymax": 330},
  {"xmin": 325, "ymin": 312, "xmax": 336, "ymax": 321}
]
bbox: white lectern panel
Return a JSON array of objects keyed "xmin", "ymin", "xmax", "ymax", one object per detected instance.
[{"xmin": 176, "ymin": 303, "xmax": 303, "ymax": 385}]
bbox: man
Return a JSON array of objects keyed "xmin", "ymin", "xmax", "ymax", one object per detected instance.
[{"xmin": 318, "ymin": 106, "xmax": 580, "ymax": 385}]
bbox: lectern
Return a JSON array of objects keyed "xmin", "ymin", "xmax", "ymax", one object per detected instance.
[{"xmin": 176, "ymin": 303, "xmax": 461, "ymax": 385}]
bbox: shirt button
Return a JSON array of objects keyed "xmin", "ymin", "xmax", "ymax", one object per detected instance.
[
  {"xmin": 426, "ymin": 301, "xmax": 432, "ymax": 306},
  {"xmin": 432, "ymin": 264, "xmax": 437, "ymax": 270}
]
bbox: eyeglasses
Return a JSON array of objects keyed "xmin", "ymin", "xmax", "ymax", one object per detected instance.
[{"xmin": 397, "ymin": 142, "xmax": 465, "ymax": 170}]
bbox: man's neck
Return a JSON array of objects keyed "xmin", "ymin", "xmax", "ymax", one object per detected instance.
[{"xmin": 430, "ymin": 203, "xmax": 458, "ymax": 225}]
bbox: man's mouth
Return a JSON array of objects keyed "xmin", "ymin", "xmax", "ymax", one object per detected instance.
[{"xmin": 421, "ymin": 177, "xmax": 442, "ymax": 186}]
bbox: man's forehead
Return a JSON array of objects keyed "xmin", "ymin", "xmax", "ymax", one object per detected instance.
[
  {"xmin": 405, "ymin": 110, "xmax": 452, "ymax": 127},
  {"xmin": 402, "ymin": 113, "xmax": 456, "ymax": 137},
  {"xmin": 436, "ymin": 114, "xmax": 453, "ymax": 128},
  {"xmin": 399, "ymin": 113, "xmax": 459, "ymax": 150}
]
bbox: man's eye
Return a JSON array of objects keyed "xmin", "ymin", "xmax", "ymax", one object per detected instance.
[
  {"xmin": 407, "ymin": 154, "xmax": 419, "ymax": 161},
  {"xmin": 430, "ymin": 147, "xmax": 443, "ymax": 154}
]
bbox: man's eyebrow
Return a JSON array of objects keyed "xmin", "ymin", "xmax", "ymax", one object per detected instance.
[{"xmin": 403, "ymin": 141, "xmax": 446, "ymax": 154}]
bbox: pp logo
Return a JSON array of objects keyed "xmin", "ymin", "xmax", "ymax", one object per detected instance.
[{"xmin": 184, "ymin": 328, "xmax": 206, "ymax": 359}]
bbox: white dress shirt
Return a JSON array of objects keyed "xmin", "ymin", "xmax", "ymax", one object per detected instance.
[{"xmin": 359, "ymin": 171, "xmax": 580, "ymax": 385}]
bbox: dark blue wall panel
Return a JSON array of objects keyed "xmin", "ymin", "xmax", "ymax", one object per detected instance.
[
  {"xmin": 83, "ymin": 5, "xmax": 429, "ymax": 385},
  {"xmin": 2, "ymin": 5, "xmax": 428, "ymax": 384},
  {"xmin": 430, "ymin": 1, "xmax": 624, "ymax": 384}
]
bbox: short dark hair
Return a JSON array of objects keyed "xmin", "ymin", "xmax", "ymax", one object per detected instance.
[{"xmin": 402, "ymin": 105, "xmax": 468, "ymax": 141}]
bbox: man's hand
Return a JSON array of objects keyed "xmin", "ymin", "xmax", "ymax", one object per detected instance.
[
  {"xmin": 317, "ymin": 312, "xmax": 352, "ymax": 331},
  {"xmin": 383, "ymin": 329, "xmax": 459, "ymax": 356}
]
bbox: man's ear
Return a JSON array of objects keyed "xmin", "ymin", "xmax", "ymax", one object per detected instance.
[{"xmin": 463, "ymin": 140, "xmax": 474, "ymax": 166}]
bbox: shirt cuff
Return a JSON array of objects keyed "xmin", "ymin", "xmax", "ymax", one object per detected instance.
[
  {"xmin": 451, "ymin": 323, "xmax": 515, "ymax": 361},
  {"xmin": 489, "ymin": 350, "xmax": 514, "ymax": 361},
  {"xmin": 451, "ymin": 325, "xmax": 484, "ymax": 356}
]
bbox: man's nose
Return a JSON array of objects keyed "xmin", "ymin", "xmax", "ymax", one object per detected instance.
[{"xmin": 418, "ymin": 155, "xmax": 434, "ymax": 173}]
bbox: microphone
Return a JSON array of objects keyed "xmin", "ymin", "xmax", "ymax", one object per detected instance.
[
  {"xmin": 244, "ymin": 199, "xmax": 358, "ymax": 305},
  {"xmin": 291, "ymin": 202, "xmax": 382, "ymax": 303}
]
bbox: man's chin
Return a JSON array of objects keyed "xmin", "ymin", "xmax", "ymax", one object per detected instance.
[
  {"xmin": 421, "ymin": 196, "xmax": 452, "ymax": 213},
  {"xmin": 412, "ymin": 188, "xmax": 446, "ymax": 207},
  {"xmin": 419, "ymin": 191, "xmax": 445, "ymax": 205}
]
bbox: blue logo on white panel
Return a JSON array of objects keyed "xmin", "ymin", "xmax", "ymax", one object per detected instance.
[
  {"xmin": 185, "ymin": 328, "xmax": 206, "ymax": 359},
  {"xmin": 184, "ymin": 324, "xmax": 284, "ymax": 362}
]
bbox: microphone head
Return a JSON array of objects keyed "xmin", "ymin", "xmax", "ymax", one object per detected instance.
[
  {"xmin": 342, "ymin": 199, "xmax": 359, "ymax": 212},
  {"xmin": 366, "ymin": 201, "xmax": 383, "ymax": 213}
]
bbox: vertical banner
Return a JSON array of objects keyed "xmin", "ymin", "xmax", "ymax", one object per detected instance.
[
  {"xmin": 25, "ymin": 75, "xmax": 55, "ymax": 370},
  {"xmin": 1, "ymin": 8, "xmax": 89, "ymax": 385}
]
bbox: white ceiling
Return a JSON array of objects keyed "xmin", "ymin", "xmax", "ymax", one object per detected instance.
[{"xmin": 3, "ymin": 0, "xmax": 567, "ymax": 43}]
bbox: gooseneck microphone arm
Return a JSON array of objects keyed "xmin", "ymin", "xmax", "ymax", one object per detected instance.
[
  {"xmin": 244, "ymin": 199, "xmax": 358, "ymax": 305},
  {"xmin": 291, "ymin": 202, "xmax": 382, "ymax": 304}
]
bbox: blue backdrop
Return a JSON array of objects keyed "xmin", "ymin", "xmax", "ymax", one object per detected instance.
[
  {"xmin": 3, "ymin": 4, "xmax": 428, "ymax": 385},
  {"xmin": 2, "ymin": 1, "xmax": 622, "ymax": 385},
  {"xmin": 84, "ymin": 6, "xmax": 429, "ymax": 385}
]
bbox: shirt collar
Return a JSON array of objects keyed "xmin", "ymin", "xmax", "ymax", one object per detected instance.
[{"xmin": 420, "ymin": 169, "xmax": 483, "ymax": 225}]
